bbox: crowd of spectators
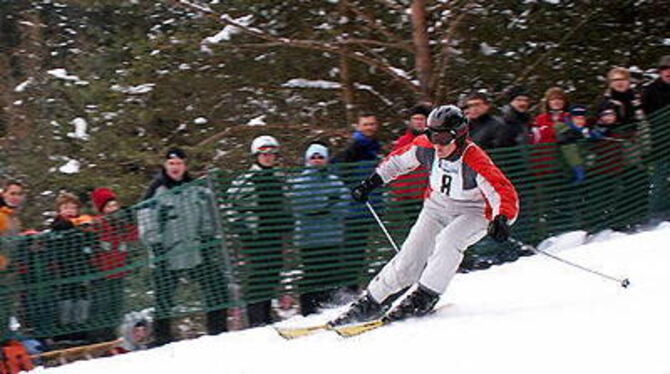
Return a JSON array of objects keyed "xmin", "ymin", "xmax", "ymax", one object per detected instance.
[{"xmin": 0, "ymin": 58, "xmax": 669, "ymax": 359}]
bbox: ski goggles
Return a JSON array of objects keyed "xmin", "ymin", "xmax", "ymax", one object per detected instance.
[{"xmin": 428, "ymin": 129, "xmax": 456, "ymax": 146}]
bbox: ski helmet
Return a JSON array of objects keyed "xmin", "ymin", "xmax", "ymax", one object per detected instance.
[
  {"xmin": 251, "ymin": 135, "xmax": 280, "ymax": 155},
  {"xmin": 426, "ymin": 105, "xmax": 469, "ymax": 146}
]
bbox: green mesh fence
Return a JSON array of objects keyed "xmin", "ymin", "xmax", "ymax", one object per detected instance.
[{"xmin": 1, "ymin": 107, "xmax": 669, "ymax": 340}]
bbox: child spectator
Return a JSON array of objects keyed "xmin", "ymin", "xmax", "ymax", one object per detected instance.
[
  {"xmin": 49, "ymin": 192, "xmax": 96, "ymax": 342},
  {"xmin": 88, "ymin": 187, "xmax": 138, "ymax": 342},
  {"xmin": 556, "ymin": 105, "xmax": 590, "ymax": 183}
]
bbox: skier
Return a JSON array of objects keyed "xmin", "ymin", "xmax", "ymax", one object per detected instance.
[{"xmin": 329, "ymin": 105, "xmax": 519, "ymax": 326}]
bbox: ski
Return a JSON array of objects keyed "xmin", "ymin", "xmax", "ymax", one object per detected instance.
[
  {"xmin": 274, "ymin": 324, "xmax": 331, "ymax": 340},
  {"xmin": 334, "ymin": 303, "xmax": 453, "ymax": 338}
]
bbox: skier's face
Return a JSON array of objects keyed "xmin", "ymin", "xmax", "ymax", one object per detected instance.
[{"xmin": 434, "ymin": 142, "xmax": 457, "ymax": 158}]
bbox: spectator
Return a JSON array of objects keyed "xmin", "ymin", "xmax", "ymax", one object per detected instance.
[
  {"xmin": 140, "ymin": 148, "xmax": 228, "ymax": 346},
  {"xmin": 332, "ymin": 113, "xmax": 382, "ymax": 168},
  {"xmin": 0, "ymin": 180, "xmax": 26, "ymax": 342},
  {"xmin": 289, "ymin": 142, "xmax": 349, "ymax": 316},
  {"xmin": 465, "ymin": 93, "xmax": 504, "ymax": 150},
  {"xmin": 498, "ymin": 86, "xmax": 532, "ymax": 147},
  {"xmin": 531, "ymin": 87, "xmax": 570, "ymax": 144},
  {"xmin": 598, "ymin": 67, "xmax": 646, "ymax": 126},
  {"xmin": 642, "ymin": 55, "xmax": 670, "ymax": 117},
  {"xmin": 390, "ymin": 104, "xmax": 431, "ymax": 202},
  {"xmin": 88, "ymin": 187, "xmax": 138, "ymax": 342},
  {"xmin": 49, "ymin": 192, "xmax": 96, "ymax": 342},
  {"xmin": 332, "ymin": 114, "xmax": 383, "ymax": 294},
  {"xmin": 0, "ymin": 181, "xmax": 26, "ymax": 237},
  {"xmin": 555, "ymin": 105, "xmax": 590, "ymax": 184},
  {"xmin": 106, "ymin": 313, "xmax": 151, "ymax": 355},
  {"xmin": 642, "ymin": 56, "xmax": 670, "ymax": 214},
  {"xmin": 226, "ymin": 136, "xmax": 292, "ymax": 327}
]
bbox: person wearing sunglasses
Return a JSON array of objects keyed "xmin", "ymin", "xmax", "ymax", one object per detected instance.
[{"xmin": 329, "ymin": 105, "xmax": 519, "ymax": 326}]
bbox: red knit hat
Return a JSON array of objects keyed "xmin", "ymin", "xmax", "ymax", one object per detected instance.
[{"xmin": 91, "ymin": 187, "xmax": 117, "ymax": 213}]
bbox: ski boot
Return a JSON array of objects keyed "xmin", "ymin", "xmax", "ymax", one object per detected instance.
[
  {"xmin": 328, "ymin": 293, "xmax": 386, "ymax": 327},
  {"xmin": 384, "ymin": 285, "xmax": 440, "ymax": 322}
]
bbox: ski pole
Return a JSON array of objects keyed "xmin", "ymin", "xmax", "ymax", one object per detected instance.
[
  {"xmin": 365, "ymin": 201, "xmax": 400, "ymax": 253},
  {"xmin": 508, "ymin": 237, "xmax": 630, "ymax": 288}
]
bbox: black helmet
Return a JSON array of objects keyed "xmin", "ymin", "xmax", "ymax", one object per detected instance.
[{"xmin": 427, "ymin": 105, "xmax": 469, "ymax": 145}]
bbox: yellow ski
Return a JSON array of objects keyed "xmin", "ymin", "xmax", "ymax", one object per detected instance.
[
  {"xmin": 274, "ymin": 324, "xmax": 330, "ymax": 340},
  {"xmin": 333, "ymin": 319, "xmax": 386, "ymax": 337}
]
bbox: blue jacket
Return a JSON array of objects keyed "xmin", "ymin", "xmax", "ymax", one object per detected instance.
[{"xmin": 289, "ymin": 168, "xmax": 349, "ymax": 248}]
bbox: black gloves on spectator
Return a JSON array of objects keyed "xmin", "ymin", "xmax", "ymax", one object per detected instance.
[
  {"xmin": 488, "ymin": 215, "xmax": 511, "ymax": 242},
  {"xmin": 351, "ymin": 173, "xmax": 384, "ymax": 202}
]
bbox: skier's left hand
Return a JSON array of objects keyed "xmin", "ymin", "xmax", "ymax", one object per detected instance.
[{"xmin": 488, "ymin": 215, "xmax": 510, "ymax": 242}]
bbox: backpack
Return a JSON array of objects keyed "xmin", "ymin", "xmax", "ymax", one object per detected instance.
[{"xmin": 0, "ymin": 340, "xmax": 34, "ymax": 374}]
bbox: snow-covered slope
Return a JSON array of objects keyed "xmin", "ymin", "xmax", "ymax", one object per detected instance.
[{"xmin": 37, "ymin": 225, "xmax": 670, "ymax": 374}]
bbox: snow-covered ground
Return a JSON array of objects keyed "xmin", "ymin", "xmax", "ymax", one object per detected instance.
[{"xmin": 37, "ymin": 225, "xmax": 670, "ymax": 374}]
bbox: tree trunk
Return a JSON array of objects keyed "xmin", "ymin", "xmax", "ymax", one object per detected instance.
[
  {"xmin": 411, "ymin": 0, "xmax": 433, "ymax": 102},
  {"xmin": 339, "ymin": 48, "xmax": 357, "ymax": 126},
  {"xmin": 339, "ymin": 0, "xmax": 356, "ymax": 125}
]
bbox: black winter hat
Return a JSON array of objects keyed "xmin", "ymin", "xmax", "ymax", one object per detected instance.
[
  {"xmin": 410, "ymin": 104, "xmax": 432, "ymax": 117},
  {"xmin": 506, "ymin": 86, "xmax": 530, "ymax": 102},
  {"xmin": 165, "ymin": 147, "xmax": 187, "ymax": 160}
]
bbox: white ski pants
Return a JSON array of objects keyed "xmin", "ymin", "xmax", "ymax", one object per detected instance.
[{"xmin": 368, "ymin": 202, "xmax": 488, "ymax": 302}]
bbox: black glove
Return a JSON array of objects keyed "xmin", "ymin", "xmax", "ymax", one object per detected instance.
[
  {"xmin": 487, "ymin": 215, "xmax": 511, "ymax": 243},
  {"xmin": 351, "ymin": 173, "xmax": 384, "ymax": 202}
]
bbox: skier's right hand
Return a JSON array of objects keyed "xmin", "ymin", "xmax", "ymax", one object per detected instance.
[{"xmin": 351, "ymin": 173, "xmax": 384, "ymax": 202}]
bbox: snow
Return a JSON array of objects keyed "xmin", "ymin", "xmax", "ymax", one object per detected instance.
[
  {"xmin": 202, "ymin": 14, "xmax": 253, "ymax": 45},
  {"xmin": 35, "ymin": 225, "xmax": 670, "ymax": 374},
  {"xmin": 47, "ymin": 68, "xmax": 89, "ymax": 86},
  {"xmin": 282, "ymin": 78, "xmax": 342, "ymax": 89},
  {"xmin": 246, "ymin": 115, "xmax": 266, "ymax": 126},
  {"xmin": 67, "ymin": 117, "xmax": 89, "ymax": 141},
  {"xmin": 110, "ymin": 84, "xmax": 155, "ymax": 95},
  {"xmin": 58, "ymin": 159, "xmax": 81, "ymax": 174},
  {"xmin": 15, "ymin": 77, "xmax": 34, "ymax": 92},
  {"xmin": 193, "ymin": 117, "xmax": 208, "ymax": 125}
]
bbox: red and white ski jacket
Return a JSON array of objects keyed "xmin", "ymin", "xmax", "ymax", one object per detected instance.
[{"xmin": 376, "ymin": 135, "xmax": 519, "ymax": 222}]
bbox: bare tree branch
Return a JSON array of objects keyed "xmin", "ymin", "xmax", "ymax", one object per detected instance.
[
  {"xmin": 432, "ymin": 0, "xmax": 477, "ymax": 101},
  {"xmin": 172, "ymin": 0, "xmax": 420, "ymax": 94},
  {"xmin": 343, "ymin": 1, "xmax": 407, "ymax": 44}
]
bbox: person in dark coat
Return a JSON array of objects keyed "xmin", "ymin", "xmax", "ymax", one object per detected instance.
[
  {"xmin": 140, "ymin": 148, "xmax": 228, "ymax": 346},
  {"xmin": 227, "ymin": 136, "xmax": 293, "ymax": 327},
  {"xmin": 642, "ymin": 55, "xmax": 670, "ymax": 117},
  {"xmin": 598, "ymin": 67, "xmax": 647, "ymax": 126},
  {"xmin": 464, "ymin": 93, "xmax": 504, "ymax": 150},
  {"xmin": 332, "ymin": 114, "xmax": 384, "ymax": 294},
  {"xmin": 497, "ymin": 87, "xmax": 532, "ymax": 148},
  {"xmin": 49, "ymin": 192, "xmax": 96, "ymax": 342}
]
